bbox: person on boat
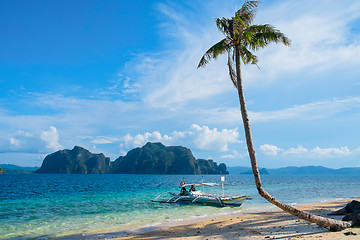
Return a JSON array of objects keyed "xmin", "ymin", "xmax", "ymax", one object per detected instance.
[
  {"xmin": 180, "ymin": 186, "xmax": 188, "ymax": 195},
  {"xmin": 189, "ymin": 185, "xmax": 196, "ymax": 192}
]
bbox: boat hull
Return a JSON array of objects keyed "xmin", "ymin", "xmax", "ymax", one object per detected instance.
[{"xmin": 153, "ymin": 193, "xmax": 247, "ymax": 207}]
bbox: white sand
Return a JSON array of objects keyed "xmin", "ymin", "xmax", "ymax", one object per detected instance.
[{"xmin": 113, "ymin": 198, "xmax": 360, "ymax": 240}]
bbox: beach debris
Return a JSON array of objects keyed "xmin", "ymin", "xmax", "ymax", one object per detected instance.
[
  {"xmin": 342, "ymin": 212, "xmax": 360, "ymax": 226},
  {"xmin": 328, "ymin": 200, "xmax": 360, "ymax": 227},
  {"xmin": 344, "ymin": 231, "xmax": 357, "ymax": 236},
  {"xmin": 328, "ymin": 200, "xmax": 360, "ymax": 215}
]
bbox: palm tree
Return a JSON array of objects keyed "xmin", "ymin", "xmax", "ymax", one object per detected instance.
[{"xmin": 198, "ymin": 0, "xmax": 352, "ymax": 231}]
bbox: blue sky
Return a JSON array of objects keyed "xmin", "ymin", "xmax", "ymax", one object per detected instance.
[{"xmin": 1, "ymin": 0, "xmax": 360, "ymax": 168}]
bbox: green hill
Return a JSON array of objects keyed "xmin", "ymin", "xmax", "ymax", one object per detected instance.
[
  {"xmin": 34, "ymin": 142, "xmax": 228, "ymax": 175},
  {"xmin": 35, "ymin": 146, "xmax": 111, "ymax": 174},
  {"xmin": 0, "ymin": 164, "xmax": 39, "ymax": 174},
  {"xmin": 111, "ymin": 142, "xmax": 228, "ymax": 174}
]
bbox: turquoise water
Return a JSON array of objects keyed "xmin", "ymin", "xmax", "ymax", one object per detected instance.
[{"xmin": 1, "ymin": 174, "xmax": 359, "ymax": 239}]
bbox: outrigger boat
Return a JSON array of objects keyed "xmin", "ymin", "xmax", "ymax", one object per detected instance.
[{"xmin": 152, "ymin": 179, "xmax": 248, "ymax": 207}]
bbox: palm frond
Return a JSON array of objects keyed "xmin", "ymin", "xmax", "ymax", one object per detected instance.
[
  {"xmin": 197, "ymin": 38, "xmax": 229, "ymax": 68},
  {"xmin": 234, "ymin": 0, "xmax": 260, "ymax": 26},
  {"xmin": 244, "ymin": 24, "xmax": 291, "ymax": 50},
  {"xmin": 215, "ymin": 18, "xmax": 233, "ymax": 39},
  {"xmin": 233, "ymin": 12, "xmax": 254, "ymax": 29},
  {"xmin": 237, "ymin": 0, "xmax": 260, "ymax": 15},
  {"xmin": 239, "ymin": 46, "xmax": 258, "ymax": 65},
  {"xmin": 232, "ymin": 1, "xmax": 260, "ymax": 44}
]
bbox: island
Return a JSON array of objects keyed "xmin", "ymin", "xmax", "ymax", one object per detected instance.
[
  {"xmin": 35, "ymin": 146, "xmax": 111, "ymax": 174},
  {"xmin": 35, "ymin": 142, "xmax": 229, "ymax": 175}
]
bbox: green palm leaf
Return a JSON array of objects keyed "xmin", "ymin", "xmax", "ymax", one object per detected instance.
[
  {"xmin": 197, "ymin": 38, "xmax": 229, "ymax": 68},
  {"xmin": 215, "ymin": 18, "xmax": 233, "ymax": 39},
  {"xmin": 245, "ymin": 24, "xmax": 291, "ymax": 50},
  {"xmin": 239, "ymin": 45, "xmax": 258, "ymax": 65},
  {"xmin": 234, "ymin": 0, "xmax": 260, "ymax": 28}
]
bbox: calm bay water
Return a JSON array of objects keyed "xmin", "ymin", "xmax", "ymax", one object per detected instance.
[{"xmin": 1, "ymin": 174, "xmax": 359, "ymax": 239}]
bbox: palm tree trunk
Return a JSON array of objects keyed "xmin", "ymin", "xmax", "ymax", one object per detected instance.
[{"xmin": 234, "ymin": 45, "xmax": 352, "ymax": 231}]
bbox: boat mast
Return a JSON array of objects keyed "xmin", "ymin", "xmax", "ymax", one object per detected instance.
[
  {"xmin": 221, "ymin": 176, "xmax": 225, "ymax": 197},
  {"xmin": 202, "ymin": 175, "xmax": 204, "ymax": 192}
]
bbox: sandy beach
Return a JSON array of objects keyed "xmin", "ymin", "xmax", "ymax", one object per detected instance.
[{"xmin": 107, "ymin": 198, "xmax": 360, "ymax": 240}]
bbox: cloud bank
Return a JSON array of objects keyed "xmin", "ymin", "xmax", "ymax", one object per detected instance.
[
  {"xmin": 260, "ymin": 144, "xmax": 352, "ymax": 158},
  {"xmin": 121, "ymin": 124, "xmax": 241, "ymax": 154}
]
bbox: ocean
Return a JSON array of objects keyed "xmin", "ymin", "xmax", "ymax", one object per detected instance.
[{"xmin": 1, "ymin": 174, "xmax": 359, "ymax": 239}]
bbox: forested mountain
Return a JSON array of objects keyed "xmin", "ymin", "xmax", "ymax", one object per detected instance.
[{"xmin": 35, "ymin": 142, "xmax": 228, "ymax": 175}]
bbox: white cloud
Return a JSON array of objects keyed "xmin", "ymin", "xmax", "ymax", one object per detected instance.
[
  {"xmin": 121, "ymin": 124, "xmax": 241, "ymax": 153},
  {"xmin": 284, "ymin": 146, "xmax": 309, "ymax": 156},
  {"xmin": 40, "ymin": 126, "xmax": 62, "ymax": 151},
  {"xmin": 190, "ymin": 124, "xmax": 240, "ymax": 152},
  {"xmin": 91, "ymin": 139, "xmax": 112, "ymax": 144},
  {"xmin": 172, "ymin": 130, "xmax": 191, "ymax": 139},
  {"xmin": 121, "ymin": 2, "xmax": 233, "ymax": 109},
  {"xmin": 244, "ymin": 0, "xmax": 360, "ymax": 85},
  {"xmin": 259, "ymin": 144, "xmax": 284, "ymax": 156},
  {"xmin": 129, "ymin": 49, "xmax": 231, "ymax": 109},
  {"xmin": 97, "ymin": 74, "xmax": 141, "ymax": 100},
  {"xmin": 123, "ymin": 131, "xmax": 173, "ymax": 149},
  {"xmin": 221, "ymin": 154, "xmax": 235, "ymax": 159},
  {"xmin": 0, "ymin": 126, "xmax": 62, "ymax": 153},
  {"xmin": 9, "ymin": 137, "xmax": 20, "ymax": 148},
  {"xmin": 90, "ymin": 136, "xmax": 120, "ymax": 145},
  {"xmin": 310, "ymin": 146, "xmax": 350, "ymax": 158},
  {"xmin": 154, "ymin": 96, "xmax": 360, "ymax": 127},
  {"xmin": 250, "ymin": 97, "xmax": 360, "ymax": 122},
  {"xmin": 260, "ymin": 144, "xmax": 352, "ymax": 158}
]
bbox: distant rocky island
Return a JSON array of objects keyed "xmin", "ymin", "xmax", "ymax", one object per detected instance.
[
  {"xmin": 35, "ymin": 146, "xmax": 111, "ymax": 174},
  {"xmin": 35, "ymin": 142, "xmax": 229, "ymax": 175},
  {"xmin": 3, "ymin": 161, "xmax": 360, "ymax": 175}
]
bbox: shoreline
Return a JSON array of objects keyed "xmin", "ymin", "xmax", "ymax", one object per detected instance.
[{"xmin": 61, "ymin": 198, "xmax": 360, "ymax": 239}]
